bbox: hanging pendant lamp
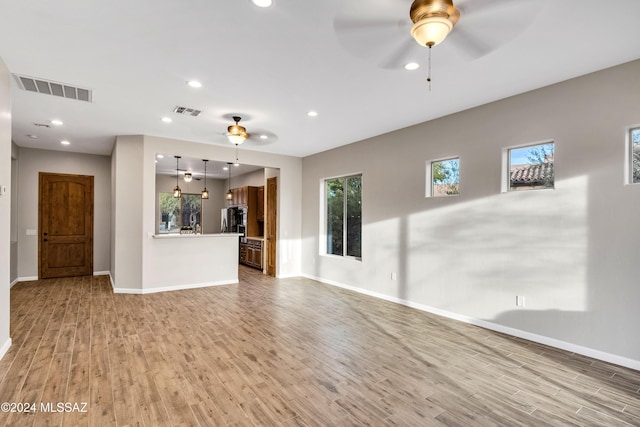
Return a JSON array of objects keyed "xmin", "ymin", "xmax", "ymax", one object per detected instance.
[
  {"xmin": 226, "ymin": 162, "xmax": 233, "ymax": 201},
  {"xmin": 173, "ymin": 156, "xmax": 182, "ymax": 198},
  {"xmin": 201, "ymin": 159, "xmax": 209, "ymax": 199}
]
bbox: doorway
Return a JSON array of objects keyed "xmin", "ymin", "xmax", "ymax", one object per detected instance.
[{"xmin": 38, "ymin": 172, "xmax": 94, "ymax": 279}]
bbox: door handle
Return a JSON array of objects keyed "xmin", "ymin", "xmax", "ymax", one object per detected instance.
[
  {"xmin": 43, "ymin": 232, "xmax": 48, "ymax": 236},
  {"xmin": 43, "ymin": 239, "xmax": 48, "ymax": 242}
]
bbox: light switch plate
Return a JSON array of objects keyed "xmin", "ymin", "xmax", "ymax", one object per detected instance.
[
  {"xmin": 26, "ymin": 229, "xmax": 37, "ymax": 236},
  {"xmin": 0, "ymin": 185, "xmax": 7, "ymax": 195}
]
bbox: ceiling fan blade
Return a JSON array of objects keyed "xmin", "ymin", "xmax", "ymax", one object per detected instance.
[
  {"xmin": 456, "ymin": 0, "xmax": 534, "ymax": 16},
  {"xmin": 447, "ymin": 26, "xmax": 493, "ymax": 59},
  {"xmin": 334, "ymin": 18, "xmax": 404, "ymax": 33},
  {"xmin": 378, "ymin": 37, "xmax": 420, "ymax": 69}
]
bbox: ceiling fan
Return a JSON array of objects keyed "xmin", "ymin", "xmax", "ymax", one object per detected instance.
[{"xmin": 334, "ymin": 0, "xmax": 541, "ymax": 80}]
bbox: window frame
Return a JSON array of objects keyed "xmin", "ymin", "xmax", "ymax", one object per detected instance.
[
  {"xmin": 158, "ymin": 192, "xmax": 202, "ymax": 234},
  {"xmin": 425, "ymin": 156, "xmax": 460, "ymax": 198},
  {"xmin": 626, "ymin": 126, "xmax": 640, "ymax": 185},
  {"xmin": 320, "ymin": 173, "xmax": 362, "ymax": 261},
  {"xmin": 502, "ymin": 140, "xmax": 555, "ymax": 193}
]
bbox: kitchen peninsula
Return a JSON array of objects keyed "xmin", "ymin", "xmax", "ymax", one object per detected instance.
[{"xmin": 144, "ymin": 232, "xmax": 241, "ymax": 293}]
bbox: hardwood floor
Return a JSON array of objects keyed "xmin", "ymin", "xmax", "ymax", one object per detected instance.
[{"xmin": 1, "ymin": 267, "xmax": 639, "ymax": 426}]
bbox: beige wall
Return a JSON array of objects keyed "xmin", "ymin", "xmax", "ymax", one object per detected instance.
[
  {"xmin": 230, "ymin": 169, "xmax": 265, "ymax": 188},
  {"xmin": 10, "ymin": 143, "xmax": 18, "ymax": 284},
  {"xmin": 15, "ymin": 148, "xmax": 111, "ymax": 278},
  {"xmin": 111, "ymin": 137, "xmax": 144, "ymax": 290},
  {"xmin": 0, "ymin": 57, "xmax": 11, "ymax": 359},
  {"xmin": 301, "ymin": 59, "xmax": 640, "ymax": 367}
]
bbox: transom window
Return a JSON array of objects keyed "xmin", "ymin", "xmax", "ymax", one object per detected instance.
[
  {"xmin": 631, "ymin": 128, "xmax": 640, "ymax": 184},
  {"xmin": 507, "ymin": 142, "xmax": 555, "ymax": 191},
  {"xmin": 325, "ymin": 175, "xmax": 361, "ymax": 259},
  {"xmin": 427, "ymin": 157, "xmax": 460, "ymax": 197}
]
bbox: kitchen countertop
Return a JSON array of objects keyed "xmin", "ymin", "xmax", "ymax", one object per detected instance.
[{"xmin": 152, "ymin": 233, "xmax": 242, "ymax": 239}]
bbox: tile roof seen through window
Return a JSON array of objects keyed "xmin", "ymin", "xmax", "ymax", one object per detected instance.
[{"xmin": 510, "ymin": 162, "xmax": 554, "ymax": 186}]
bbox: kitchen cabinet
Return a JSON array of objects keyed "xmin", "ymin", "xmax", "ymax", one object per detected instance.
[
  {"xmin": 240, "ymin": 238, "xmax": 263, "ymax": 270},
  {"xmin": 257, "ymin": 186, "xmax": 264, "ymax": 222}
]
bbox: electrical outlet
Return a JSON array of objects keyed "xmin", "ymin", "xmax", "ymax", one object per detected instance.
[
  {"xmin": 516, "ymin": 296, "xmax": 525, "ymax": 307},
  {"xmin": 391, "ymin": 272, "xmax": 397, "ymax": 281}
]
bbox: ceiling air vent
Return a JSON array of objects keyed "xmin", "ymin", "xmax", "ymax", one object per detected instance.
[
  {"xmin": 12, "ymin": 74, "xmax": 92, "ymax": 103},
  {"xmin": 173, "ymin": 106, "xmax": 202, "ymax": 117}
]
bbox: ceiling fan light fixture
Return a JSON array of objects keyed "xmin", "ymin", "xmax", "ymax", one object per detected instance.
[
  {"xmin": 411, "ymin": 16, "xmax": 454, "ymax": 47},
  {"xmin": 227, "ymin": 116, "xmax": 249, "ymax": 145},
  {"xmin": 183, "ymin": 172, "xmax": 193, "ymax": 182}
]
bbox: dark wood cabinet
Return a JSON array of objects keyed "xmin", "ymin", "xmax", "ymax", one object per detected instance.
[
  {"xmin": 257, "ymin": 186, "xmax": 264, "ymax": 222},
  {"xmin": 240, "ymin": 239, "xmax": 263, "ymax": 270}
]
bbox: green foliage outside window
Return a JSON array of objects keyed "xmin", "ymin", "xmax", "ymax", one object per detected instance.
[
  {"xmin": 326, "ymin": 175, "xmax": 361, "ymax": 258},
  {"xmin": 432, "ymin": 158, "xmax": 460, "ymax": 196},
  {"xmin": 159, "ymin": 193, "xmax": 201, "ymax": 233}
]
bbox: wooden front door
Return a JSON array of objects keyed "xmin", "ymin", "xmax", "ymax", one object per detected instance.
[
  {"xmin": 266, "ymin": 177, "xmax": 277, "ymax": 277},
  {"xmin": 39, "ymin": 172, "xmax": 94, "ymax": 279}
]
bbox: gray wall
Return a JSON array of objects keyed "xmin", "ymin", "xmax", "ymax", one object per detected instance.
[
  {"xmin": 0, "ymin": 57, "xmax": 11, "ymax": 358},
  {"xmin": 16, "ymin": 147, "xmax": 112, "ymax": 278},
  {"xmin": 230, "ymin": 169, "xmax": 265, "ymax": 188},
  {"xmin": 301, "ymin": 59, "xmax": 640, "ymax": 364},
  {"xmin": 111, "ymin": 136, "xmax": 144, "ymax": 290},
  {"xmin": 10, "ymin": 143, "xmax": 18, "ymax": 284}
]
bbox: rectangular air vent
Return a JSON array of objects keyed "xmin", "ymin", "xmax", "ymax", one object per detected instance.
[
  {"xmin": 12, "ymin": 74, "xmax": 92, "ymax": 102},
  {"xmin": 173, "ymin": 106, "xmax": 201, "ymax": 117}
]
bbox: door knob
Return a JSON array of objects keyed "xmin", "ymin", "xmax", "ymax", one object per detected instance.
[{"xmin": 43, "ymin": 239, "xmax": 48, "ymax": 242}]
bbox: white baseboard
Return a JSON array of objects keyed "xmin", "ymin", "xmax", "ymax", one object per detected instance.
[
  {"xmin": 113, "ymin": 279, "xmax": 239, "ymax": 295},
  {"xmin": 93, "ymin": 271, "xmax": 110, "ymax": 276},
  {"xmin": 301, "ymin": 274, "xmax": 640, "ymax": 372},
  {"xmin": 11, "ymin": 276, "xmax": 38, "ymax": 288},
  {"xmin": 0, "ymin": 338, "xmax": 11, "ymax": 361}
]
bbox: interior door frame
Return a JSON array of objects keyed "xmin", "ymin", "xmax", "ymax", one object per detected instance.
[{"xmin": 38, "ymin": 172, "xmax": 94, "ymax": 279}]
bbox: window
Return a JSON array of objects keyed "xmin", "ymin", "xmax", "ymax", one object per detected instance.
[
  {"xmin": 159, "ymin": 193, "xmax": 202, "ymax": 233},
  {"xmin": 427, "ymin": 157, "xmax": 460, "ymax": 197},
  {"xmin": 631, "ymin": 128, "xmax": 640, "ymax": 184},
  {"xmin": 325, "ymin": 175, "xmax": 361, "ymax": 258},
  {"xmin": 507, "ymin": 142, "xmax": 554, "ymax": 191}
]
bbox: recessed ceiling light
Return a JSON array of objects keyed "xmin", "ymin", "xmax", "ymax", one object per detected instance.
[
  {"xmin": 187, "ymin": 80, "xmax": 202, "ymax": 88},
  {"xmin": 27, "ymin": 134, "xmax": 39, "ymax": 139},
  {"xmin": 307, "ymin": 111, "xmax": 318, "ymax": 117},
  {"xmin": 404, "ymin": 62, "xmax": 420, "ymax": 71},
  {"xmin": 223, "ymin": 166, "xmax": 229, "ymax": 171},
  {"xmin": 161, "ymin": 117, "xmax": 172, "ymax": 123},
  {"xmin": 157, "ymin": 154, "xmax": 164, "ymax": 159},
  {"xmin": 252, "ymin": 0, "xmax": 272, "ymax": 7},
  {"xmin": 60, "ymin": 140, "xmax": 70, "ymax": 146},
  {"xmin": 51, "ymin": 119, "xmax": 63, "ymax": 126},
  {"xmin": 260, "ymin": 135, "xmax": 268, "ymax": 140},
  {"xmin": 233, "ymin": 162, "xmax": 240, "ymax": 167}
]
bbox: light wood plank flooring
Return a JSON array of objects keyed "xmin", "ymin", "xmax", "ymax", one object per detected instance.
[{"xmin": 1, "ymin": 267, "xmax": 639, "ymax": 426}]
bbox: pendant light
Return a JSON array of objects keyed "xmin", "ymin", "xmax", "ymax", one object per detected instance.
[
  {"xmin": 201, "ymin": 159, "xmax": 209, "ymax": 199},
  {"xmin": 226, "ymin": 162, "xmax": 233, "ymax": 201},
  {"xmin": 173, "ymin": 156, "xmax": 182, "ymax": 198}
]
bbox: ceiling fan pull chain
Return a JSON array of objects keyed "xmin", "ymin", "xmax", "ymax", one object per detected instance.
[{"xmin": 427, "ymin": 44, "xmax": 433, "ymax": 91}]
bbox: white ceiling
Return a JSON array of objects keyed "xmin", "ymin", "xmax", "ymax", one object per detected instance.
[{"xmin": 2, "ymin": 0, "xmax": 640, "ymax": 158}]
